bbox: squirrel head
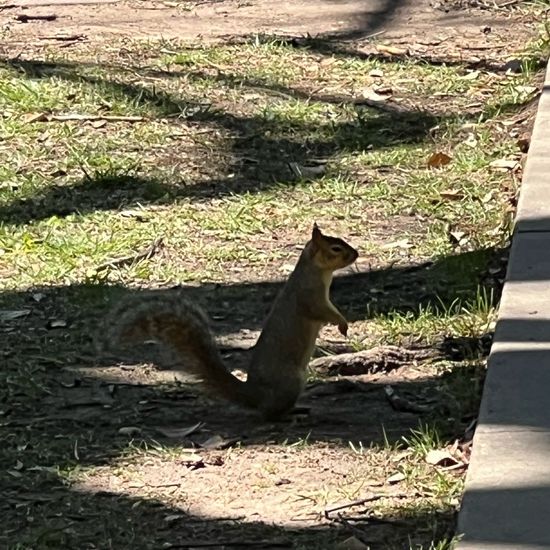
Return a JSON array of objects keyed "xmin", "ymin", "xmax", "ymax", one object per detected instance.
[{"xmin": 308, "ymin": 223, "xmax": 358, "ymax": 271}]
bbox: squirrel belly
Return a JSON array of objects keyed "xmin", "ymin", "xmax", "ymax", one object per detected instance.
[{"xmin": 105, "ymin": 224, "xmax": 359, "ymax": 420}]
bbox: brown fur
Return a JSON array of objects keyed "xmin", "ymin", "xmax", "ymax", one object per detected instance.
[{"xmin": 106, "ymin": 224, "xmax": 358, "ymax": 419}]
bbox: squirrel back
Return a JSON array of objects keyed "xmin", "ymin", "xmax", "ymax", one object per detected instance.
[{"xmin": 106, "ymin": 224, "xmax": 358, "ymax": 419}]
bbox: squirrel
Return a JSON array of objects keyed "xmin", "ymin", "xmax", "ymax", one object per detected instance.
[{"xmin": 106, "ymin": 223, "xmax": 358, "ymax": 420}]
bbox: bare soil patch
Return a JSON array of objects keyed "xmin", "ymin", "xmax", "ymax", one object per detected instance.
[{"xmin": 0, "ymin": 0, "xmax": 540, "ymax": 58}]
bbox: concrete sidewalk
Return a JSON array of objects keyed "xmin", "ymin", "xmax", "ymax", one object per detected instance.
[{"xmin": 456, "ymin": 64, "xmax": 550, "ymax": 549}]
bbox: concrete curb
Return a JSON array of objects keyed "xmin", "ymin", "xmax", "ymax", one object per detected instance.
[{"xmin": 456, "ymin": 63, "xmax": 550, "ymax": 549}]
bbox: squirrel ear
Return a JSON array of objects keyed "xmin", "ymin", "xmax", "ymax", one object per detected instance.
[{"xmin": 312, "ymin": 223, "xmax": 323, "ymax": 242}]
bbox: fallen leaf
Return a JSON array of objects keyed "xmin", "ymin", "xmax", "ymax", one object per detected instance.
[
  {"xmin": 275, "ymin": 478, "xmax": 292, "ymax": 486},
  {"xmin": 517, "ymin": 133, "xmax": 530, "ymax": 153},
  {"xmin": 360, "ymin": 87, "xmax": 390, "ymax": 102},
  {"xmin": 428, "ymin": 152, "xmax": 452, "ymax": 168},
  {"xmin": 481, "ymin": 191, "xmax": 494, "ymax": 204},
  {"xmin": 373, "ymin": 85, "xmax": 393, "ymax": 95},
  {"xmin": 489, "ymin": 158, "xmax": 519, "ymax": 171},
  {"xmin": 39, "ymin": 33, "xmax": 87, "ymax": 42},
  {"xmin": 425, "ymin": 449, "xmax": 460, "ymax": 467},
  {"xmin": 439, "ymin": 189, "xmax": 464, "ymax": 200},
  {"xmin": 164, "ymin": 514, "xmax": 184, "ymax": 522},
  {"xmin": 369, "ymin": 69, "xmax": 384, "ymax": 77},
  {"xmin": 155, "ymin": 422, "xmax": 204, "ymax": 439},
  {"xmin": 458, "ymin": 70, "xmax": 480, "ymax": 80},
  {"xmin": 463, "ymin": 133, "xmax": 478, "ymax": 148},
  {"xmin": 179, "ymin": 453, "xmax": 204, "ymax": 467},
  {"xmin": 119, "ymin": 209, "xmax": 149, "ymax": 221},
  {"xmin": 376, "ymin": 44, "xmax": 408, "ymax": 56},
  {"xmin": 381, "ymin": 239, "xmax": 413, "ymax": 250},
  {"xmin": 449, "ymin": 230, "xmax": 469, "ymax": 246},
  {"xmin": 390, "ymin": 450, "xmax": 413, "ymax": 463},
  {"xmin": 91, "ymin": 119, "xmax": 107, "ymax": 129},
  {"xmin": 47, "ymin": 319, "xmax": 68, "ymax": 329},
  {"xmin": 514, "ymin": 85, "xmax": 538, "ymax": 96},
  {"xmin": 387, "ymin": 472, "xmax": 406, "ymax": 484},
  {"xmin": 0, "ymin": 310, "xmax": 31, "ymax": 321},
  {"xmin": 288, "ymin": 161, "xmax": 327, "ymax": 179},
  {"xmin": 22, "ymin": 112, "xmax": 47, "ymax": 123}
]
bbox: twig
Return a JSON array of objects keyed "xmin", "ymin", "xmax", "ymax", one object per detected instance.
[
  {"xmin": 14, "ymin": 13, "xmax": 57, "ymax": 21},
  {"xmin": 309, "ymin": 91, "xmax": 411, "ymax": 114},
  {"xmin": 38, "ymin": 33, "xmax": 86, "ymax": 41},
  {"xmin": 338, "ymin": 515, "xmax": 407, "ymax": 525},
  {"xmin": 324, "ymin": 495, "xmax": 385, "ymax": 519},
  {"xmin": 95, "ymin": 238, "xmax": 164, "ymax": 272},
  {"xmin": 460, "ymin": 43, "xmax": 505, "ymax": 51}
]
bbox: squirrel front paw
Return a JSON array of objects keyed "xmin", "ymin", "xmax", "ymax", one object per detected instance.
[{"xmin": 338, "ymin": 320, "xmax": 348, "ymax": 337}]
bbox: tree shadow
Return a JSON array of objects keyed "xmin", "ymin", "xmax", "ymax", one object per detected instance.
[
  {"xmin": 1, "ymin": 480, "xmax": 457, "ymax": 548},
  {"xmin": 1, "ymin": 245, "xmax": 501, "ymax": 440},
  {"xmin": 0, "ymin": 241, "xmax": 508, "ymax": 548},
  {"xmin": 0, "ymin": 56, "xmax": 441, "ymax": 225},
  {"xmin": 1, "ymin": 43, "xmax": 534, "ymax": 226},
  {"xmin": 233, "ymin": 32, "xmax": 544, "ymax": 72}
]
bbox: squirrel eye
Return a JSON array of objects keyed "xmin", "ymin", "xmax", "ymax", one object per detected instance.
[{"xmin": 330, "ymin": 245, "xmax": 343, "ymax": 253}]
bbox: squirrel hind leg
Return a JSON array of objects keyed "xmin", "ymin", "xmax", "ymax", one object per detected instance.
[
  {"xmin": 256, "ymin": 373, "xmax": 306, "ymax": 420},
  {"xmin": 258, "ymin": 392, "xmax": 302, "ymax": 421}
]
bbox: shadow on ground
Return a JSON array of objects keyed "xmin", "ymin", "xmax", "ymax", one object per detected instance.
[
  {"xmin": 0, "ymin": 204, "xmax": 520, "ymax": 549},
  {"xmin": 2, "ymin": 482, "xmax": 457, "ymax": 548},
  {"xmin": 1, "ymin": 246, "xmax": 500, "ymax": 538},
  {"xmin": 0, "ymin": 30, "xmax": 526, "ymax": 547},
  {"xmin": 1, "ymin": 240, "xmax": 533, "ymax": 547},
  {"xmin": 0, "ymin": 55, "xmax": 444, "ymax": 226}
]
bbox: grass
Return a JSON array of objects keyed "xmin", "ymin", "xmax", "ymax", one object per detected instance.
[
  {"xmin": 369, "ymin": 286, "xmax": 496, "ymax": 346},
  {"xmin": 1, "ymin": 7, "xmax": 548, "ymax": 548}
]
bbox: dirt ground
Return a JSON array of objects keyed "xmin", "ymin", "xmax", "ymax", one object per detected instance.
[
  {"xmin": 0, "ymin": 0, "xmax": 544, "ymax": 548},
  {"xmin": 0, "ymin": 0, "xmax": 539, "ymax": 55}
]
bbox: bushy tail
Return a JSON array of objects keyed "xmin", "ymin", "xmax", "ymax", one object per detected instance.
[{"xmin": 105, "ymin": 290, "xmax": 258, "ymax": 409}]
